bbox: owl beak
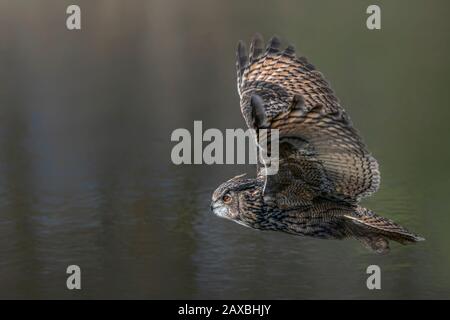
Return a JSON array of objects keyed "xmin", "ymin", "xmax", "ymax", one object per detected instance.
[
  {"xmin": 211, "ymin": 201, "xmax": 228, "ymax": 217},
  {"xmin": 211, "ymin": 201, "xmax": 220, "ymax": 211}
]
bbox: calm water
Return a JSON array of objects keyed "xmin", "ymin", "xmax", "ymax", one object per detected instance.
[{"xmin": 1, "ymin": 0, "xmax": 450, "ymax": 299}]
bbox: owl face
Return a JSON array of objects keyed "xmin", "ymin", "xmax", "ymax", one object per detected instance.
[
  {"xmin": 211, "ymin": 186, "xmax": 241, "ymax": 220},
  {"xmin": 211, "ymin": 175, "xmax": 258, "ymax": 224}
]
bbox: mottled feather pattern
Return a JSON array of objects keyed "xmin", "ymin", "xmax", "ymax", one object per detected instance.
[
  {"xmin": 238, "ymin": 35, "xmax": 380, "ymax": 202},
  {"xmin": 347, "ymin": 207, "xmax": 424, "ymax": 243},
  {"xmin": 270, "ymin": 104, "xmax": 380, "ymax": 201},
  {"xmin": 237, "ymin": 34, "xmax": 339, "ymax": 120},
  {"xmin": 212, "ymin": 34, "xmax": 423, "ymax": 254}
]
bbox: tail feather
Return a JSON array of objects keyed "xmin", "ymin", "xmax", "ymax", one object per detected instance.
[{"xmin": 344, "ymin": 207, "xmax": 424, "ymax": 253}]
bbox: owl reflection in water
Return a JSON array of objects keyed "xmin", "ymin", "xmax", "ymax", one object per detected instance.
[{"xmin": 211, "ymin": 34, "xmax": 424, "ymax": 253}]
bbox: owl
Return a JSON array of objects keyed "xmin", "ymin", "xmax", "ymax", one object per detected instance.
[{"xmin": 211, "ymin": 34, "xmax": 424, "ymax": 253}]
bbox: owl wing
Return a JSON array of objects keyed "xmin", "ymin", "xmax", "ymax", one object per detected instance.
[{"xmin": 236, "ymin": 34, "xmax": 380, "ymax": 206}]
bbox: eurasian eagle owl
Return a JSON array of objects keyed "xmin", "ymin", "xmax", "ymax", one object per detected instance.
[{"xmin": 211, "ymin": 34, "xmax": 424, "ymax": 253}]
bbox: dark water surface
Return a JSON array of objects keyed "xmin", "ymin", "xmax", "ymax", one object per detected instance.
[{"xmin": 1, "ymin": 0, "xmax": 450, "ymax": 299}]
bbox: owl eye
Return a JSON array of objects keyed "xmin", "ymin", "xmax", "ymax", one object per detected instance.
[{"xmin": 222, "ymin": 194, "xmax": 232, "ymax": 204}]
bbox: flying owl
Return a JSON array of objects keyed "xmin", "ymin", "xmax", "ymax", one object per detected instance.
[{"xmin": 211, "ymin": 34, "xmax": 424, "ymax": 253}]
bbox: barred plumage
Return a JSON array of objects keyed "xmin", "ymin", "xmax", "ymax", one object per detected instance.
[{"xmin": 212, "ymin": 34, "xmax": 424, "ymax": 253}]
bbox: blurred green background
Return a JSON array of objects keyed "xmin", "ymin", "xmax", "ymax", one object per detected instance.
[{"xmin": 0, "ymin": 0, "xmax": 449, "ymax": 299}]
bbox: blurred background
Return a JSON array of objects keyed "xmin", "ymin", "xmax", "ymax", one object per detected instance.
[{"xmin": 0, "ymin": 0, "xmax": 449, "ymax": 299}]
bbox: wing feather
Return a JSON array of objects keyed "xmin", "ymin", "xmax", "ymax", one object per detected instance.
[{"xmin": 236, "ymin": 34, "xmax": 380, "ymax": 205}]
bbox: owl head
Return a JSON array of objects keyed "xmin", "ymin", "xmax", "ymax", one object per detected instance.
[{"xmin": 211, "ymin": 174, "xmax": 260, "ymax": 225}]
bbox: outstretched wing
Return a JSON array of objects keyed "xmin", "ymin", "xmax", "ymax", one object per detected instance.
[
  {"xmin": 236, "ymin": 34, "xmax": 380, "ymax": 206},
  {"xmin": 237, "ymin": 34, "xmax": 340, "ymax": 124}
]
